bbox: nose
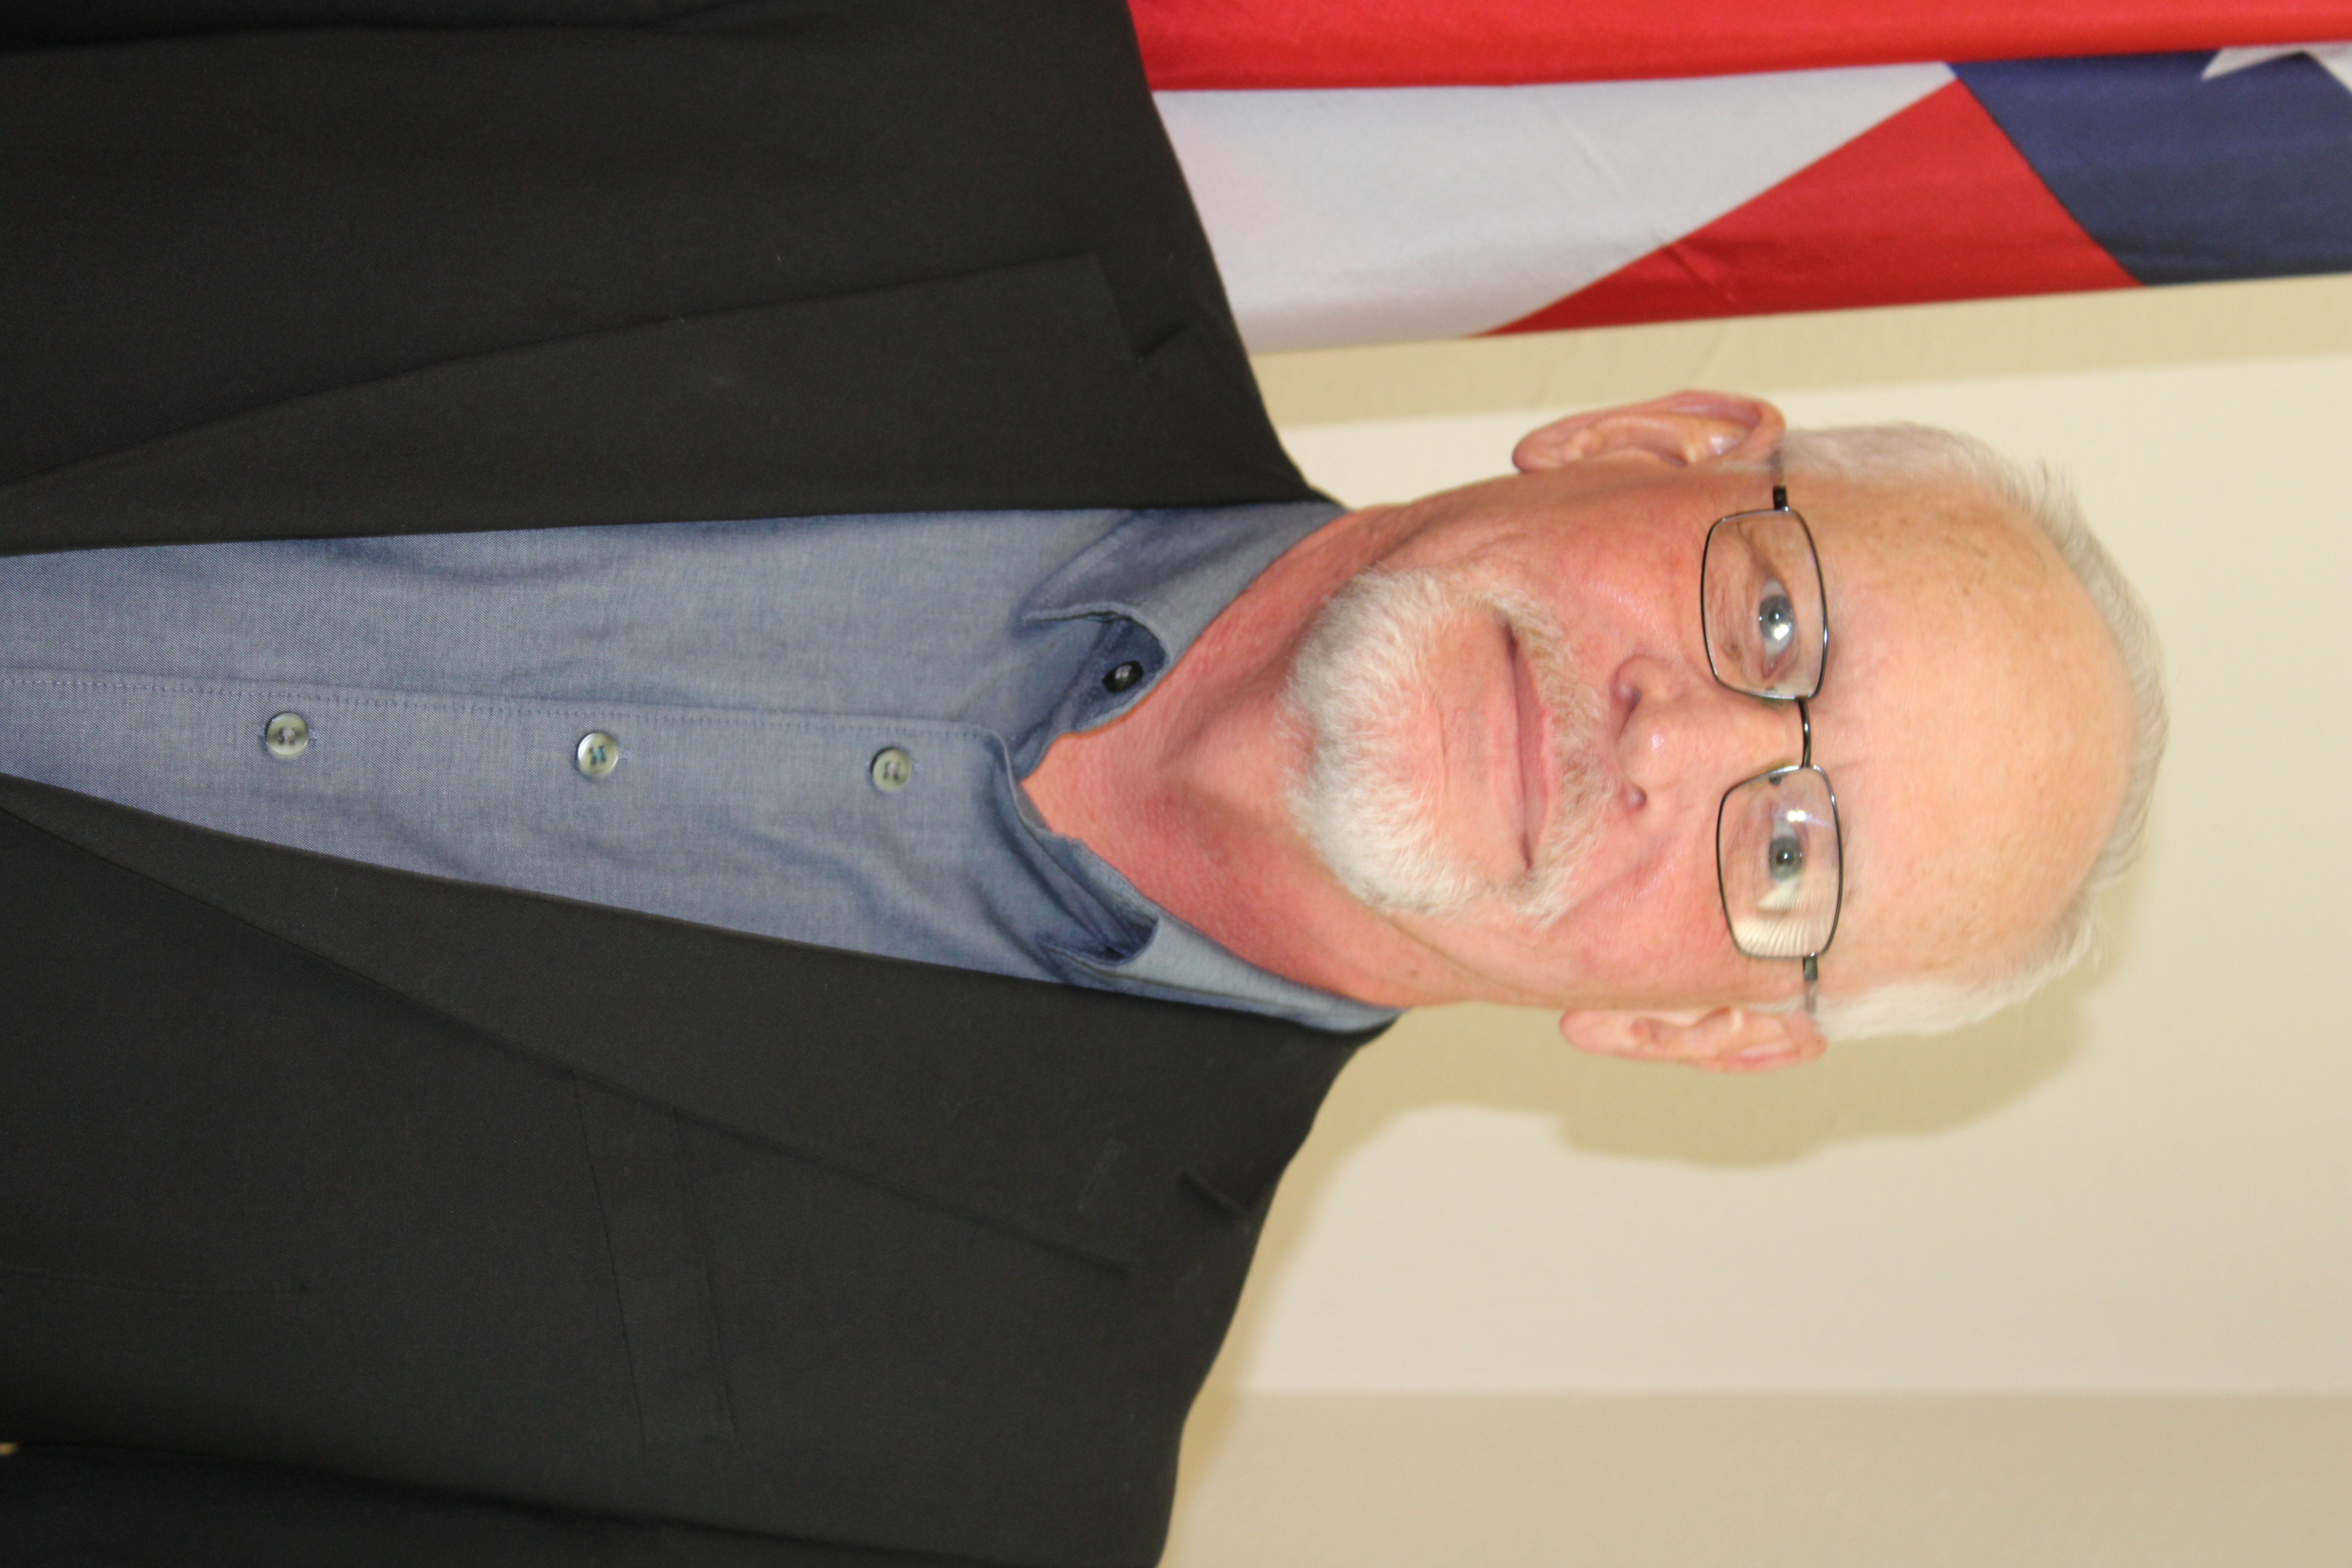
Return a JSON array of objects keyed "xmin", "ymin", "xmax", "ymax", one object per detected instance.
[{"xmin": 1613, "ymin": 654, "xmax": 1803, "ymax": 812}]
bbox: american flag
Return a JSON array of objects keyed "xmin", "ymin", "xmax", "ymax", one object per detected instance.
[{"xmin": 1135, "ymin": 2, "xmax": 2352, "ymax": 350}]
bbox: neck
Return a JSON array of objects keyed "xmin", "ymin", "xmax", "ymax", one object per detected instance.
[{"xmin": 1022, "ymin": 505, "xmax": 1478, "ymax": 1008}]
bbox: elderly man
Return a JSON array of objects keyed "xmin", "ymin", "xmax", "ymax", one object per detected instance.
[{"xmin": 0, "ymin": 1, "xmax": 2157, "ymax": 1564}]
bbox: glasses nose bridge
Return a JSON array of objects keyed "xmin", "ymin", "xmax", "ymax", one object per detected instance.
[
  {"xmin": 1625, "ymin": 679, "xmax": 1806, "ymax": 811},
  {"xmin": 1721, "ymin": 684, "xmax": 1811, "ymax": 782}
]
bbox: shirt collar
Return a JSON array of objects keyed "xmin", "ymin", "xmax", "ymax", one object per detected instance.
[
  {"xmin": 1020, "ymin": 499, "xmax": 1345, "ymax": 670},
  {"xmin": 1038, "ymin": 832, "xmax": 1401, "ymax": 1034}
]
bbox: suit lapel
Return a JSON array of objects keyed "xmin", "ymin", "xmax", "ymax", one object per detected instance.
[
  {"xmin": 0, "ymin": 775, "xmax": 1376, "ymax": 1269},
  {"xmin": 0, "ymin": 256, "xmax": 1310, "ymax": 559},
  {"xmin": 0, "ymin": 7, "xmax": 1308, "ymax": 552}
]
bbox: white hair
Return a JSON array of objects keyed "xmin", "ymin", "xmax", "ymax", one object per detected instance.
[
  {"xmin": 1778, "ymin": 425, "xmax": 2168, "ymax": 1040},
  {"xmin": 1285, "ymin": 565, "xmax": 1605, "ymax": 923},
  {"xmin": 1286, "ymin": 568, "xmax": 1491, "ymax": 915}
]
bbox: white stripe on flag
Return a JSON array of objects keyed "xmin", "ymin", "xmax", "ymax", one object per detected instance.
[
  {"xmin": 2204, "ymin": 42, "xmax": 2352, "ymax": 91},
  {"xmin": 1158, "ymin": 64, "xmax": 1954, "ymax": 352}
]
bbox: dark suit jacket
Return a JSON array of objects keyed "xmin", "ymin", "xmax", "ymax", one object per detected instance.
[{"xmin": 0, "ymin": 5, "xmax": 1383, "ymax": 1564}]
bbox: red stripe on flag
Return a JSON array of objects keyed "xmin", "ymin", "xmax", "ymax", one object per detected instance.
[
  {"xmin": 1132, "ymin": 0, "xmax": 2352, "ymax": 89},
  {"xmin": 1492, "ymin": 82, "xmax": 2138, "ymax": 335}
]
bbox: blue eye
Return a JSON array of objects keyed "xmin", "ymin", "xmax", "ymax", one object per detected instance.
[
  {"xmin": 1755, "ymin": 586, "xmax": 1797, "ymax": 660},
  {"xmin": 1767, "ymin": 828, "xmax": 1804, "ymax": 884}
]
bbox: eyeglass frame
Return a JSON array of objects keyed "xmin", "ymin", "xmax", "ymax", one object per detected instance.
[{"xmin": 1700, "ymin": 480, "xmax": 1844, "ymax": 1016}]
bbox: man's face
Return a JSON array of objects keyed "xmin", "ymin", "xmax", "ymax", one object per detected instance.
[{"xmin": 1282, "ymin": 425, "xmax": 2134, "ymax": 1055}]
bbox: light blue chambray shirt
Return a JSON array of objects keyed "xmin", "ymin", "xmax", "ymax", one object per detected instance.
[{"xmin": 0, "ymin": 503, "xmax": 1396, "ymax": 1032}]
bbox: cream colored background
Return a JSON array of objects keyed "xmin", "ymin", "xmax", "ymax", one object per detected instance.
[{"xmin": 1164, "ymin": 275, "xmax": 2352, "ymax": 1563}]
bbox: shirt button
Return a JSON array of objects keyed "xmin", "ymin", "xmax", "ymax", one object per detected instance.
[
  {"xmin": 261, "ymin": 711, "xmax": 310, "ymax": 759},
  {"xmin": 575, "ymin": 731, "xmax": 621, "ymax": 779},
  {"xmin": 1103, "ymin": 660, "xmax": 1144, "ymax": 693},
  {"xmin": 869, "ymin": 746, "xmax": 914, "ymax": 793}
]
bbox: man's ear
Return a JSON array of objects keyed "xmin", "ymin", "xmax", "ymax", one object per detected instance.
[
  {"xmin": 1557, "ymin": 1004, "xmax": 1825, "ymax": 1073},
  {"xmin": 1513, "ymin": 390, "xmax": 1785, "ymax": 474}
]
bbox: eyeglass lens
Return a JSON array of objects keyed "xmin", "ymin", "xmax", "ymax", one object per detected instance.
[
  {"xmin": 1716, "ymin": 767, "xmax": 1842, "ymax": 960},
  {"xmin": 1701, "ymin": 508, "xmax": 1827, "ymax": 701}
]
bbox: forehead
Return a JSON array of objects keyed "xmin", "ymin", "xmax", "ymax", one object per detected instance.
[{"xmin": 1797, "ymin": 474, "xmax": 2131, "ymax": 987}]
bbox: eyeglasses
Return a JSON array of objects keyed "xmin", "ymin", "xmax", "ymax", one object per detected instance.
[{"xmin": 1701, "ymin": 482, "xmax": 1842, "ymax": 1014}]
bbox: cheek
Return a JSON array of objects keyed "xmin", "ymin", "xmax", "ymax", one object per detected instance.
[
  {"xmin": 1499, "ymin": 822, "xmax": 1747, "ymax": 997},
  {"xmin": 1571, "ymin": 854, "xmax": 1737, "ymax": 985},
  {"xmin": 1590, "ymin": 801, "xmax": 1824, "ymax": 1004}
]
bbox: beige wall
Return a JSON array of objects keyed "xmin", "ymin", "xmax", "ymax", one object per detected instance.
[
  {"xmin": 1165, "ymin": 1393, "xmax": 2351, "ymax": 1567},
  {"xmin": 1207, "ymin": 275, "xmax": 2352, "ymax": 1399}
]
